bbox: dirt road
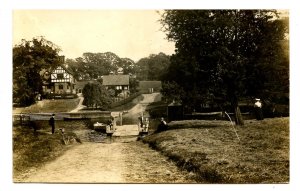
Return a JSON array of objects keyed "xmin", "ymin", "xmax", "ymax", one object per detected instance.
[
  {"xmin": 121, "ymin": 93, "xmax": 161, "ymax": 123},
  {"xmin": 22, "ymin": 141, "xmax": 195, "ymax": 183},
  {"xmin": 19, "ymin": 93, "xmax": 195, "ymax": 183}
]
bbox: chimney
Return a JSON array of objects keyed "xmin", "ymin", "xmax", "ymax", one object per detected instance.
[{"xmin": 59, "ymin": 56, "xmax": 65, "ymax": 63}]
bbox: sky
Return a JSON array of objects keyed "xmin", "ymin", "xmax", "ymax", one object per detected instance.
[{"xmin": 13, "ymin": 10, "xmax": 175, "ymax": 62}]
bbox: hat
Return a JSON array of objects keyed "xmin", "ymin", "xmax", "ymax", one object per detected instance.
[{"xmin": 255, "ymin": 98, "xmax": 260, "ymax": 101}]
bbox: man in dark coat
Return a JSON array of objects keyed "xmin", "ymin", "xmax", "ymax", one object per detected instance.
[
  {"xmin": 254, "ymin": 99, "xmax": 264, "ymax": 120},
  {"xmin": 49, "ymin": 114, "xmax": 55, "ymax": 134},
  {"xmin": 156, "ymin": 117, "xmax": 168, "ymax": 132}
]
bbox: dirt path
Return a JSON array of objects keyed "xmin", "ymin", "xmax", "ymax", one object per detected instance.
[
  {"xmin": 70, "ymin": 94, "xmax": 85, "ymax": 113},
  {"xmin": 130, "ymin": 93, "xmax": 161, "ymax": 115},
  {"xmin": 19, "ymin": 93, "xmax": 195, "ymax": 183},
  {"xmin": 122, "ymin": 93, "xmax": 161, "ymax": 123},
  {"xmin": 22, "ymin": 141, "xmax": 195, "ymax": 183}
]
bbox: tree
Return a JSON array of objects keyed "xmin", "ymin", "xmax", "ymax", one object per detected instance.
[
  {"xmin": 13, "ymin": 37, "xmax": 61, "ymax": 106},
  {"xmin": 66, "ymin": 52, "xmax": 138, "ymax": 81},
  {"xmin": 82, "ymin": 83, "xmax": 112, "ymax": 110},
  {"xmin": 136, "ymin": 52, "xmax": 171, "ymax": 81},
  {"xmin": 160, "ymin": 10, "xmax": 288, "ymax": 125},
  {"xmin": 129, "ymin": 77, "xmax": 139, "ymax": 93},
  {"xmin": 161, "ymin": 81, "xmax": 186, "ymax": 103}
]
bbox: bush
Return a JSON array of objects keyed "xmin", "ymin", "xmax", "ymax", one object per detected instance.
[{"xmin": 110, "ymin": 92, "xmax": 142, "ymax": 108}]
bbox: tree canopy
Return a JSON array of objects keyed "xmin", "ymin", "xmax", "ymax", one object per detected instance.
[
  {"xmin": 13, "ymin": 37, "xmax": 61, "ymax": 106},
  {"xmin": 82, "ymin": 82, "xmax": 112, "ymax": 110},
  {"xmin": 160, "ymin": 10, "xmax": 289, "ymax": 125},
  {"xmin": 66, "ymin": 52, "xmax": 136, "ymax": 81},
  {"xmin": 136, "ymin": 52, "xmax": 171, "ymax": 81}
]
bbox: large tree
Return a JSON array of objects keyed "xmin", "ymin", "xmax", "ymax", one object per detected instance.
[
  {"xmin": 13, "ymin": 37, "xmax": 61, "ymax": 106},
  {"xmin": 160, "ymin": 10, "xmax": 288, "ymax": 125},
  {"xmin": 136, "ymin": 52, "xmax": 171, "ymax": 81},
  {"xmin": 82, "ymin": 83, "xmax": 112, "ymax": 110}
]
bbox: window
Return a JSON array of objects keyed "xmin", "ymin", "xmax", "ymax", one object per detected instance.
[
  {"xmin": 124, "ymin": 86, "xmax": 128, "ymax": 90},
  {"xmin": 57, "ymin": 73, "xmax": 64, "ymax": 79},
  {"xmin": 59, "ymin": 85, "xmax": 64, "ymax": 90}
]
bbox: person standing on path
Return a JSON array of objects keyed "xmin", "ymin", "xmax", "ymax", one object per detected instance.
[
  {"xmin": 49, "ymin": 114, "xmax": 55, "ymax": 134},
  {"xmin": 254, "ymin": 98, "xmax": 264, "ymax": 120}
]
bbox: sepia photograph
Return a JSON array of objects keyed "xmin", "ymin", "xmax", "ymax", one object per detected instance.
[
  {"xmin": 11, "ymin": 9, "xmax": 290, "ymax": 184},
  {"xmin": 1, "ymin": 0, "xmax": 298, "ymax": 190}
]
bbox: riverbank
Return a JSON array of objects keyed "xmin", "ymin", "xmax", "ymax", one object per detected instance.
[{"xmin": 142, "ymin": 117, "xmax": 289, "ymax": 183}]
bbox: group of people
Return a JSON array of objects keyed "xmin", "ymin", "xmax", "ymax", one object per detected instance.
[
  {"xmin": 138, "ymin": 116, "xmax": 149, "ymax": 132},
  {"xmin": 138, "ymin": 114, "xmax": 168, "ymax": 133}
]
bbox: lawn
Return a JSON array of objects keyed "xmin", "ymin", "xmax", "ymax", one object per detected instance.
[
  {"xmin": 13, "ymin": 98, "xmax": 80, "ymax": 114},
  {"xmin": 142, "ymin": 117, "xmax": 289, "ymax": 183}
]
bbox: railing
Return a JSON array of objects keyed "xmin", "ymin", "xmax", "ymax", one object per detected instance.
[
  {"xmin": 13, "ymin": 114, "xmax": 31, "ymax": 125},
  {"xmin": 13, "ymin": 111, "xmax": 111, "ymax": 122}
]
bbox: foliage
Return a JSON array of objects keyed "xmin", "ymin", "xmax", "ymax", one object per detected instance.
[
  {"xmin": 82, "ymin": 83, "xmax": 112, "ymax": 110},
  {"xmin": 129, "ymin": 77, "xmax": 139, "ymax": 93},
  {"xmin": 66, "ymin": 52, "xmax": 137, "ymax": 80},
  {"xmin": 136, "ymin": 52, "xmax": 171, "ymax": 81},
  {"xmin": 110, "ymin": 92, "xmax": 142, "ymax": 110},
  {"xmin": 13, "ymin": 37, "xmax": 61, "ymax": 106},
  {"xmin": 160, "ymin": 81, "xmax": 185, "ymax": 104},
  {"xmin": 160, "ymin": 10, "xmax": 289, "ymax": 125}
]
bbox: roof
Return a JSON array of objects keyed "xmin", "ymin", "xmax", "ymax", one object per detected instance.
[
  {"xmin": 168, "ymin": 100, "xmax": 182, "ymax": 106},
  {"xmin": 102, "ymin": 75, "xmax": 129, "ymax": 86},
  {"xmin": 60, "ymin": 65, "xmax": 75, "ymax": 75},
  {"xmin": 51, "ymin": 64, "xmax": 74, "ymax": 76},
  {"xmin": 75, "ymin": 80, "xmax": 100, "ymax": 89},
  {"xmin": 139, "ymin": 81, "xmax": 162, "ymax": 90}
]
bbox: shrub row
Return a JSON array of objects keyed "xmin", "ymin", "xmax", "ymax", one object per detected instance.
[{"xmin": 110, "ymin": 92, "xmax": 142, "ymax": 108}]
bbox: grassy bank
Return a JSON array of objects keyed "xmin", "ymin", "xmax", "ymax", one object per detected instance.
[
  {"xmin": 110, "ymin": 94, "xmax": 144, "ymax": 111},
  {"xmin": 13, "ymin": 122, "xmax": 84, "ymax": 181},
  {"xmin": 142, "ymin": 117, "xmax": 289, "ymax": 183},
  {"xmin": 13, "ymin": 98, "xmax": 80, "ymax": 114}
]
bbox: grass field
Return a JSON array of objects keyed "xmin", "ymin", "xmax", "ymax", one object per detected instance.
[
  {"xmin": 13, "ymin": 98, "xmax": 80, "ymax": 114},
  {"xmin": 142, "ymin": 117, "xmax": 289, "ymax": 183}
]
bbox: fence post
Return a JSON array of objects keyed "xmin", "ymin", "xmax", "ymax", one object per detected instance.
[
  {"xmin": 119, "ymin": 112, "xmax": 123, "ymax": 126},
  {"xmin": 20, "ymin": 114, "xmax": 23, "ymax": 126}
]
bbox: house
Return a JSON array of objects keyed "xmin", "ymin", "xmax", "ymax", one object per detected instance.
[
  {"xmin": 50, "ymin": 65, "xmax": 76, "ymax": 94},
  {"xmin": 41, "ymin": 65, "xmax": 76, "ymax": 95},
  {"xmin": 41, "ymin": 55, "xmax": 76, "ymax": 96},
  {"xmin": 102, "ymin": 74, "xmax": 130, "ymax": 97}
]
